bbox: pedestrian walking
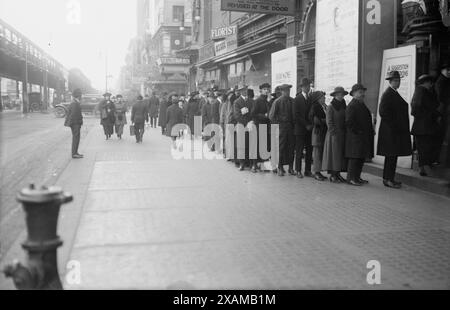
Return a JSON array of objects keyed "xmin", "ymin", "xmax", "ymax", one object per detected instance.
[
  {"xmin": 435, "ymin": 62, "xmax": 450, "ymax": 167},
  {"xmin": 309, "ymin": 91, "xmax": 328, "ymax": 181},
  {"xmin": 166, "ymin": 97, "xmax": 185, "ymax": 147},
  {"xmin": 251, "ymin": 83, "xmax": 271, "ymax": 173},
  {"xmin": 411, "ymin": 74, "xmax": 441, "ymax": 177},
  {"xmin": 158, "ymin": 92, "xmax": 169, "ymax": 135},
  {"xmin": 377, "ymin": 71, "xmax": 412, "ymax": 189},
  {"xmin": 269, "ymin": 84, "xmax": 295, "ymax": 176},
  {"xmin": 322, "ymin": 87, "xmax": 348, "ymax": 183},
  {"xmin": 114, "ymin": 94, "xmax": 127, "ymax": 139},
  {"xmin": 131, "ymin": 95, "xmax": 149, "ymax": 143},
  {"xmin": 345, "ymin": 84, "xmax": 375, "ymax": 186},
  {"xmin": 99, "ymin": 92, "xmax": 116, "ymax": 140},
  {"xmin": 186, "ymin": 91, "xmax": 201, "ymax": 137},
  {"xmin": 64, "ymin": 88, "xmax": 84, "ymax": 159},
  {"xmin": 148, "ymin": 92, "xmax": 160, "ymax": 128}
]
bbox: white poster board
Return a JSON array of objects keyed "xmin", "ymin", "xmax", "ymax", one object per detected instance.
[
  {"xmin": 271, "ymin": 47, "xmax": 297, "ymax": 97},
  {"xmin": 374, "ymin": 45, "xmax": 416, "ymax": 169},
  {"xmin": 315, "ymin": 0, "xmax": 359, "ymax": 103}
]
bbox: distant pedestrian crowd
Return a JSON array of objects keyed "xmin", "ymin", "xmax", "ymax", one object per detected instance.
[{"xmin": 65, "ymin": 61, "xmax": 450, "ymax": 188}]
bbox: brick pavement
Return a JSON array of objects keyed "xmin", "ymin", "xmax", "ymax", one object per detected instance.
[{"xmin": 5, "ymin": 122, "xmax": 449, "ymax": 290}]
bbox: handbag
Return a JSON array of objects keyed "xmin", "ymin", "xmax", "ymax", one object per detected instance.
[{"xmin": 130, "ymin": 125, "xmax": 136, "ymax": 136}]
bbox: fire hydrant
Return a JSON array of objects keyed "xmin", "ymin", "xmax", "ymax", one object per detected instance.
[{"xmin": 3, "ymin": 184, "xmax": 73, "ymax": 290}]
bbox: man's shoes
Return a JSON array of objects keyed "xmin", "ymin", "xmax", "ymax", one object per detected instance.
[
  {"xmin": 304, "ymin": 171, "xmax": 313, "ymax": 178},
  {"xmin": 251, "ymin": 166, "xmax": 258, "ymax": 173},
  {"xmin": 392, "ymin": 180, "xmax": 402, "ymax": 186},
  {"xmin": 358, "ymin": 178, "xmax": 369, "ymax": 184},
  {"xmin": 239, "ymin": 165, "xmax": 245, "ymax": 171},
  {"xmin": 277, "ymin": 168, "xmax": 285, "ymax": 177},
  {"xmin": 296, "ymin": 172, "xmax": 304, "ymax": 179},
  {"xmin": 383, "ymin": 180, "xmax": 401, "ymax": 189},
  {"xmin": 72, "ymin": 154, "xmax": 83, "ymax": 159},
  {"xmin": 314, "ymin": 173, "xmax": 327, "ymax": 181},
  {"xmin": 347, "ymin": 180, "xmax": 362, "ymax": 186},
  {"xmin": 75, "ymin": 153, "xmax": 84, "ymax": 158},
  {"xmin": 288, "ymin": 169, "xmax": 296, "ymax": 176}
]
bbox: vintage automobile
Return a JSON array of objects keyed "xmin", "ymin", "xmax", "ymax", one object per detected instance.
[{"xmin": 54, "ymin": 94, "xmax": 103, "ymax": 118}]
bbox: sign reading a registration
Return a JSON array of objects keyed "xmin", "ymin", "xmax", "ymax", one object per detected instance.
[{"xmin": 221, "ymin": 0, "xmax": 296, "ymax": 16}]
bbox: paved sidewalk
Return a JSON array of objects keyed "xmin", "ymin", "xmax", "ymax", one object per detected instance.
[{"xmin": 46, "ymin": 123, "xmax": 449, "ymax": 290}]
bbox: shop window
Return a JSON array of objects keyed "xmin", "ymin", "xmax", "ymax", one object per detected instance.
[
  {"xmin": 236, "ymin": 62, "xmax": 243, "ymax": 75},
  {"xmin": 245, "ymin": 59, "xmax": 253, "ymax": 72},
  {"xmin": 173, "ymin": 6, "xmax": 185, "ymax": 22}
]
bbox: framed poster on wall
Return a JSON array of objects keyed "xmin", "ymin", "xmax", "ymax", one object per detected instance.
[{"xmin": 374, "ymin": 45, "xmax": 417, "ymax": 169}]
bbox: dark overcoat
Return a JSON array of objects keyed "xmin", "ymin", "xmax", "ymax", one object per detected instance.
[
  {"xmin": 345, "ymin": 99, "xmax": 375, "ymax": 159},
  {"xmin": 65, "ymin": 100, "xmax": 83, "ymax": 127},
  {"xmin": 165, "ymin": 104, "xmax": 184, "ymax": 137},
  {"xmin": 210, "ymin": 98, "xmax": 221, "ymax": 125},
  {"xmin": 131, "ymin": 100, "xmax": 149, "ymax": 124},
  {"xmin": 186, "ymin": 98, "xmax": 201, "ymax": 134},
  {"xmin": 293, "ymin": 93, "xmax": 312, "ymax": 136},
  {"xmin": 322, "ymin": 99, "xmax": 346, "ymax": 171},
  {"xmin": 377, "ymin": 87, "xmax": 412, "ymax": 157},
  {"xmin": 148, "ymin": 96, "xmax": 160, "ymax": 118},
  {"xmin": 233, "ymin": 96, "xmax": 253, "ymax": 126},
  {"xmin": 411, "ymin": 85, "xmax": 440, "ymax": 136},
  {"xmin": 269, "ymin": 95, "xmax": 295, "ymax": 165},
  {"xmin": 158, "ymin": 98, "xmax": 169, "ymax": 127}
]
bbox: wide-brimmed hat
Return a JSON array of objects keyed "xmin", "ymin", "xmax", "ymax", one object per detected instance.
[
  {"xmin": 330, "ymin": 86, "xmax": 349, "ymax": 97},
  {"xmin": 416, "ymin": 74, "xmax": 434, "ymax": 85},
  {"xmin": 259, "ymin": 83, "xmax": 271, "ymax": 90},
  {"xmin": 72, "ymin": 89, "xmax": 82, "ymax": 98},
  {"xmin": 350, "ymin": 84, "xmax": 367, "ymax": 96},
  {"xmin": 386, "ymin": 71, "xmax": 401, "ymax": 81},
  {"xmin": 309, "ymin": 91, "xmax": 326, "ymax": 104},
  {"xmin": 103, "ymin": 92, "xmax": 112, "ymax": 97},
  {"xmin": 116, "ymin": 94, "xmax": 123, "ymax": 99},
  {"xmin": 300, "ymin": 78, "xmax": 311, "ymax": 87}
]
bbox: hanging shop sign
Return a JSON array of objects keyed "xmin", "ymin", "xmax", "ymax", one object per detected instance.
[
  {"xmin": 214, "ymin": 32, "xmax": 238, "ymax": 56},
  {"xmin": 221, "ymin": 0, "xmax": 296, "ymax": 16},
  {"xmin": 374, "ymin": 45, "xmax": 416, "ymax": 169},
  {"xmin": 157, "ymin": 58, "xmax": 191, "ymax": 66},
  {"xmin": 441, "ymin": 0, "xmax": 450, "ymax": 27},
  {"xmin": 211, "ymin": 25, "xmax": 238, "ymax": 41}
]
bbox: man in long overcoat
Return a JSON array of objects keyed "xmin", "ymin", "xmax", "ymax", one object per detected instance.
[
  {"xmin": 148, "ymin": 93, "xmax": 160, "ymax": 128},
  {"xmin": 158, "ymin": 92, "xmax": 169, "ymax": 135},
  {"xmin": 131, "ymin": 95, "xmax": 149, "ymax": 143},
  {"xmin": 166, "ymin": 98, "xmax": 184, "ymax": 144},
  {"xmin": 377, "ymin": 71, "xmax": 412, "ymax": 188},
  {"xmin": 251, "ymin": 83, "xmax": 271, "ymax": 172},
  {"xmin": 435, "ymin": 62, "xmax": 450, "ymax": 167},
  {"xmin": 269, "ymin": 84, "xmax": 295, "ymax": 176},
  {"xmin": 233, "ymin": 87, "xmax": 254, "ymax": 171},
  {"xmin": 186, "ymin": 91, "xmax": 201, "ymax": 137},
  {"xmin": 345, "ymin": 84, "xmax": 374, "ymax": 186},
  {"xmin": 65, "ymin": 88, "xmax": 84, "ymax": 159}
]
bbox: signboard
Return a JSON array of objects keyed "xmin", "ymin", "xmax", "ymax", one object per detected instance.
[
  {"xmin": 315, "ymin": 0, "xmax": 360, "ymax": 103},
  {"xmin": 199, "ymin": 41, "xmax": 216, "ymax": 62},
  {"xmin": 157, "ymin": 58, "xmax": 191, "ymax": 66},
  {"xmin": 214, "ymin": 32, "xmax": 238, "ymax": 56},
  {"xmin": 211, "ymin": 25, "xmax": 238, "ymax": 41},
  {"xmin": 221, "ymin": 0, "xmax": 296, "ymax": 16},
  {"xmin": 374, "ymin": 45, "xmax": 416, "ymax": 169},
  {"xmin": 271, "ymin": 47, "xmax": 297, "ymax": 96},
  {"xmin": 361, "ymin": 0, "xmax": 396, "ymax": 114}
]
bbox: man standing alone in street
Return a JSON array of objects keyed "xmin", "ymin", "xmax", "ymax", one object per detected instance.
[
  {"xmin": 65, "ymin": 88, "xmax": 84, "ymax": 159},
  {"xmin": 131, "ymin": 95, "xmax": 149, "ymax": 143}
]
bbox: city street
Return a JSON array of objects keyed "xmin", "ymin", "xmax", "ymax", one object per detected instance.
[
  {"xmin": 0, "ymin": 111, "xmax": 96, "ymax": 261},
  {"xmin": 3, "ymin": 120, "xmax": 448, "ymax": 290}
]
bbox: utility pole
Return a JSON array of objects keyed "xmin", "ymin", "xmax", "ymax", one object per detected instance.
[
  {"xmin": 105, "ymin": 50, "xmax": 108, "ymax": 93},
  {"xmin": 23, "ymin": 49, "xmax": 29, "ymax": 114}
]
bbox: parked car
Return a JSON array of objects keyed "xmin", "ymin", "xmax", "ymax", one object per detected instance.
[{"xmin": 54, "ymin": 94, "xmax": 103, "ymax": 118}]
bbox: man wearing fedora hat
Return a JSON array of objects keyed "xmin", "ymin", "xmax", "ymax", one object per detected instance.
[
  {"xmin": 345, "ymin": 84, "xmax": 375, "ymax": 186},
  {"xmin": 233, "ymin": 86, "xmax": 254, "ymax": 171},
  {"xmin": 65, "ymin": 88, "xmax": 84, "ymax": 159},
  {"xmin": 435, "ymin": 61, "xmax": 450, "ymax": 168},
  {"xmin": 269, "ymin": 84, "xmax": 295, "ymax": 176},
  {"xmin": 377, "ymin": 71, "xmax": 412, "ymax": 189}
]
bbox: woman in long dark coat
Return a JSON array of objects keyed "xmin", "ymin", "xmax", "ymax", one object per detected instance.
[
  {"xmin": 377, "ymin": 71, "xmax": 412, "ymax": 188},
  {"xmin": 411, "ymin": 75, "xmax": 441, "ymax": 177},
  {"xmin": 99, "ymin": 93, "xmax": 116, "ymax": 140},
  {"xmin": 309, "ymin": 91, "xmax": 328, "ymax": 181},
  {"xmin": 322, "ymin": 87, "xmax": 348, "ymax": 183}
]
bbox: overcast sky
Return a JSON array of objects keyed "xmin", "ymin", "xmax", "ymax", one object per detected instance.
[{"xmin": 0, "ymin": 0, "xmax": 137, "ymax": 91}]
